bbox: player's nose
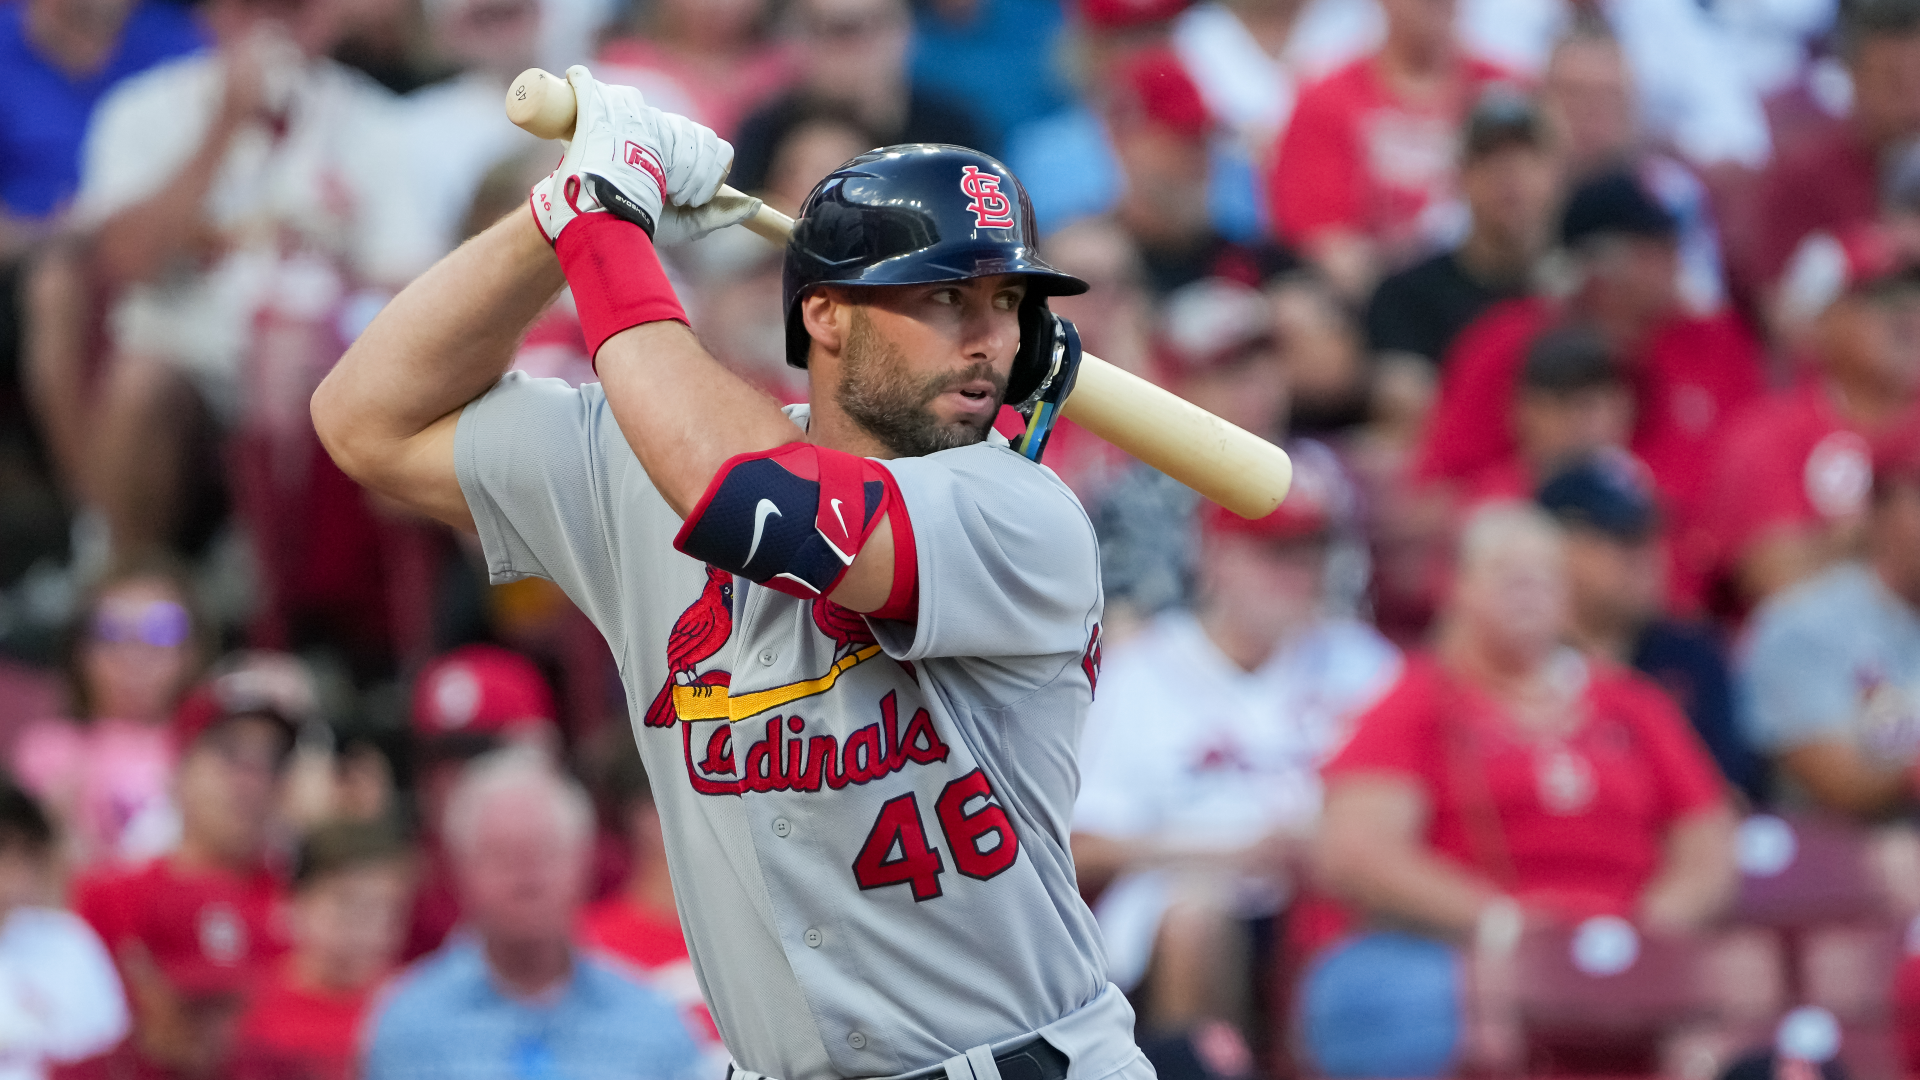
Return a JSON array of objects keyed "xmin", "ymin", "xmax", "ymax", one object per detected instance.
[{"xmin": 958, "ymin": 300, "xmax": 1018, "ymax": 368}]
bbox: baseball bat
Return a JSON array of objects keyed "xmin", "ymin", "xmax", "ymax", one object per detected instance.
[{"xmin": 506, "ymin": 69, "xmax": 1293, "ymax": 518}]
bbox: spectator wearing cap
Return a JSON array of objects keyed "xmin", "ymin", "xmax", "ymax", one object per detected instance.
[
  {"xmin": 1539, "ymin": 453, "xmax": 1762, "ymax": 802},
  {"xmin": 1091, "ymin": 276, "xmax": 1303, "ymax": 632},
  {"xmin": 231, "ymin": 821, "xmax": 414, "ymax": 1080},
  {"xmin": 1539, "ymin": 21, "xmax": 1729, "ymax": 316},
  {"xmin": 1738, "ymin": 438, "xmax": 1920, "ymax": 816},
  {"xmin": 579, "ymin": 753, "xmax": 728, "ymax": 1077},
  {"xmin": 404, "ymin": 644, "xmax": 559, "ymax": 961},
  {"xmin": 1074, "ymin": 451, "xmax": 1399, "ymax": 1042},
  {"xmin": 1364, "ymin": 89, "xmax": 1558, "ymax": 375},
  {"xmin": 1462, "ymin": 325, "xmax": 1632, "ymax": 504},
  {"xmin": 1008, "ymin": 0, "xmax": 1267, "ymax": 242},
  {"xmin": 13, "ymin": 557, "xmax": 209, "ymax": 868},
  {"xmin": 1744, "ymin": 0, "xmax": 1920, "ymax": 304},
  {"xmin": 1416, "ymin": 169, "xmax": 1762, "ymax": 612},
  {"xmin": 1306, "ymin": 502, "xmax": 1735, "ymax": 1078},
  {"xmin": 726, "ymin": 0, "xmax": 989, "ymax": 194},
  {"xmin": 364, "ymin": 750, "xmax": 700, "ymax": 1080},
  {"xmin": 0, "ymin": 782, "xmax": 131, "ymax": 1078},
  {"xmin": 1267, "ymin": 0, "xmax": 1518, "ymax": 301},
  {"xmin": 71, "ymin": 659, "xmax": 299, "ymax": 1080},
  {"xmin": 1108, "ymin": 48, "xmax": 1299, "ymax": 297},
  {"xmin": 1698, "ymin": 231, "xmax": 1920, "ymax": 614}
]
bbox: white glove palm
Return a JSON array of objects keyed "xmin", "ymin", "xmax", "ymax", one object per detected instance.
[{"xmin": 529, "ymin": 66, "xmax": 757, "ymax": 245}]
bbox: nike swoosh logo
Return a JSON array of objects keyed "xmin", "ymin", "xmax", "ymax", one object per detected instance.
[
  {"xmin": 829, "ymin": 498, "xmax": 848, "ymax": 535},
  {"xmin": 746, "ymin": 500, "xmax": 781, "ymax": 565}
]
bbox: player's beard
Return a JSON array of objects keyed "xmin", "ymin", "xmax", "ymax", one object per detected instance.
[{"xmin": 837, "ymin": 309, "xmax": 1007, "ymax": 457}]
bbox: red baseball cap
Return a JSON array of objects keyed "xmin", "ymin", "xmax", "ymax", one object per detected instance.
[
  {"xmin": 411, "ymin": 644, "xmax": 556, "ymax": 738},
  {"xmin": 172, "ymin": 654, "xmax": 311, "ymax": 753},
  {"xmin": 1108, "ymin": 48, "xmax": 1211, "ymax": 142},
  {"xmin": 1077, "ymin": 0, "xmax": 1189, "ymax": 30},
  {"xmin": 1159, "ymin": 277, "xmax": 1274, "ymax": 374}
]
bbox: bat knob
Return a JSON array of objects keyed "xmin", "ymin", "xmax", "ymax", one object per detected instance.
[{"xmin": 506, "ymin": 68, "xmax": 577, "ymax": 141}]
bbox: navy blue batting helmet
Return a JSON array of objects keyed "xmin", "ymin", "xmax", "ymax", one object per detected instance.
[{"xmin": 782, "ymin": 144, "xmax": 1088, "ymax": 405}]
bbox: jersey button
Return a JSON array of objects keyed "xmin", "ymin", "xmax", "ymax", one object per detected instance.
[
  {"xmin": 804, "ymin": 928, "xmax": 823, "ymax": 948},
  {"xmin": 759, "ymin": 649, "xmax": 778, "ymax": 666},
  {"xmin": 847, "ymin": 1033, "xmax": 867, "ymax": 1050},
  {"xmin": 772, "ymin": 817, "xmax": 792, "ymax": 838}
]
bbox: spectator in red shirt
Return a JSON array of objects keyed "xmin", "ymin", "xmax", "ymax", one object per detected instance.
[
  {"xmin": 1461, "ymin": 325, "xmax": 1633, "ymax": 505},
  {"xmin": 1417, "ymin": 169, "xmax": 1763, "ymax": 604},
  {"xmin": 579, "ymin": 752, "xmax": 726, "ymax": 1074},
  {"xmin": 1699, "ymin": 230, "xmax": 1920, "ymax": 612},
  {"xmin": 403, "ymin": 644, "xmax": 559, "ymax": 961},
  {"xmin": 1743, "ymin": 0, "xmax": 1920, "ymax": 309},
  {"xmin": 71, "ymin": 664, "xmax": 298, "ymax": 1080},
  {"xmin": 1268, "ymin": 0, "xmax": 1515, "ymax": 300},
  {"xmin": 1107, "ymin": 48, "xmax": 1298, "ymax": 299},
  {"xmin": 1302, "ymin": 503, "xmax": 1735, "ymax": 1077},
  {"xmin": 231, "ymin": 821, "xmax": 414, "ymax": 1080}
]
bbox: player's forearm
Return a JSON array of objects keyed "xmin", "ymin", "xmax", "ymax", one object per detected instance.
[
  {"xmin": 596, "ymin": 323, "xmax": 804, "ymax": 517},
  {"xmin": 313, "ymin": 211, "xmax": 563, "ymax": 484}
]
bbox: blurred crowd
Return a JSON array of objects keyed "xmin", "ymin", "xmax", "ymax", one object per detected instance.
[{"xmin": 8, "ymin": 0, "xmax": 1920, "ymax": 1077}]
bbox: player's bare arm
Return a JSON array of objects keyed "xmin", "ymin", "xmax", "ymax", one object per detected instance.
[{"xmin": 311, "ymin": 211, "xmax": 564, "ymax": 531}]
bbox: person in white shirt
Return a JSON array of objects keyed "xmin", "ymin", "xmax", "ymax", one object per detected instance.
[
  {"xmin": 0, "ymin": 782, "xmax": 128, "ymax": 1080},
  {"xmin": 1072, "ymin": 455, "xmax": 1400, "ymax": 1042},
  {"xmin": 65, "ymin": 0, "xmax": 437, "ymax": 561}
]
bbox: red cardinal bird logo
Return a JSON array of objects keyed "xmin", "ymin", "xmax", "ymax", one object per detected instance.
[
  {"xmin": 811, "ymin": 599, "xmax": 876, "ymax": 655},
  {"xmin": 644, "ymin": 566, "xmax": 735, "ymax": 727}
]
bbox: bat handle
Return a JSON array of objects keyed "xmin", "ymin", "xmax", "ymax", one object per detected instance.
[{"xmin": 506, "ymin": 67, "xmax": 797, "ymax": 245}]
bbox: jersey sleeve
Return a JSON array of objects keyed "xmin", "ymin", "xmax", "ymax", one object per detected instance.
[
  {"xmin": 866, "ymin": 444, "xmax": 1101, "ymax": 665},
  {"xmin": 454, "ymin": 372, "xmax": 685, "ymax": 657}
]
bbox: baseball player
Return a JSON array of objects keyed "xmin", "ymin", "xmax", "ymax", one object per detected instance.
[{"xmin": 313, "ymin": 68, "xmax": 1148, "ymax": 1080}]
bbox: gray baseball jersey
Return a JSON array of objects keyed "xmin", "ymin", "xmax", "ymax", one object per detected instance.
[{"xmin": 454, "ymin": 373, "xmax": 1147, "ymax": 1080}]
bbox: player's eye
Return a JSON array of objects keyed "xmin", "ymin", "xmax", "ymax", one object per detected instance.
[
  {"xmin": 995, "ymin": 290, "xmax": 1024, "ymax": 310},
  {"xmin": 930, "ymin": 288, "xmax": 960, "ymax": 305}
]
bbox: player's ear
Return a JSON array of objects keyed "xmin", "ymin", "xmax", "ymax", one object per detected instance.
[{"xmin": 800, "ymin": 289, "xmax": 850, "ymax": 356}]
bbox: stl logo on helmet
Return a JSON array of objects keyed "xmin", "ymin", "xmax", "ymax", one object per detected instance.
[{"xmin": 960, "ymin": 166, "xmax": 1016, "ymax": 229}]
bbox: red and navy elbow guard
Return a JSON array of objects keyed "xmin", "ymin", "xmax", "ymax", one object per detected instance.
[{"xmin": 674, "ymin": 443, "xmax": 915, "ymax": 616}]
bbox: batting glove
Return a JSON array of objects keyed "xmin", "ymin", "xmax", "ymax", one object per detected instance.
[{"xmin": 529, "ymin": 65, "xmax": 748, "ymax": 245}]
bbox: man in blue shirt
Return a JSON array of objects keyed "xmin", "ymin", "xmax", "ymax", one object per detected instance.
[
  {"xmin": 0, "ymin": 0, "xmax": 201, "ymax": 227},
  {"xmin": 364, "ymin": 749, "xmax": 702, "ymax": 1080}
]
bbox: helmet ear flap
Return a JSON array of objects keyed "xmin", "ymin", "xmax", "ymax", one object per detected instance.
[{"xmin": 1007, "ymin": 298, "xmax": 1055, "ymax": 406}]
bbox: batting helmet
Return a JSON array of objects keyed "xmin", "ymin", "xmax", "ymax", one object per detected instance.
[{"xmin": 782, "ymin": 144, "xmax": 1088, "ymax": 406}]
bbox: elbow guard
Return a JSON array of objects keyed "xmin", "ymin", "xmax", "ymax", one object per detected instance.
[{"xmin": 674, "ymin": 443, "xmax": 915, "ymax": 615}]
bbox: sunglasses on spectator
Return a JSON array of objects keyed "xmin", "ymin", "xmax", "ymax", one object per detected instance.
[{"xmin": 90, "ymin": 601, "xmax": 192, "ymax": 649}]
